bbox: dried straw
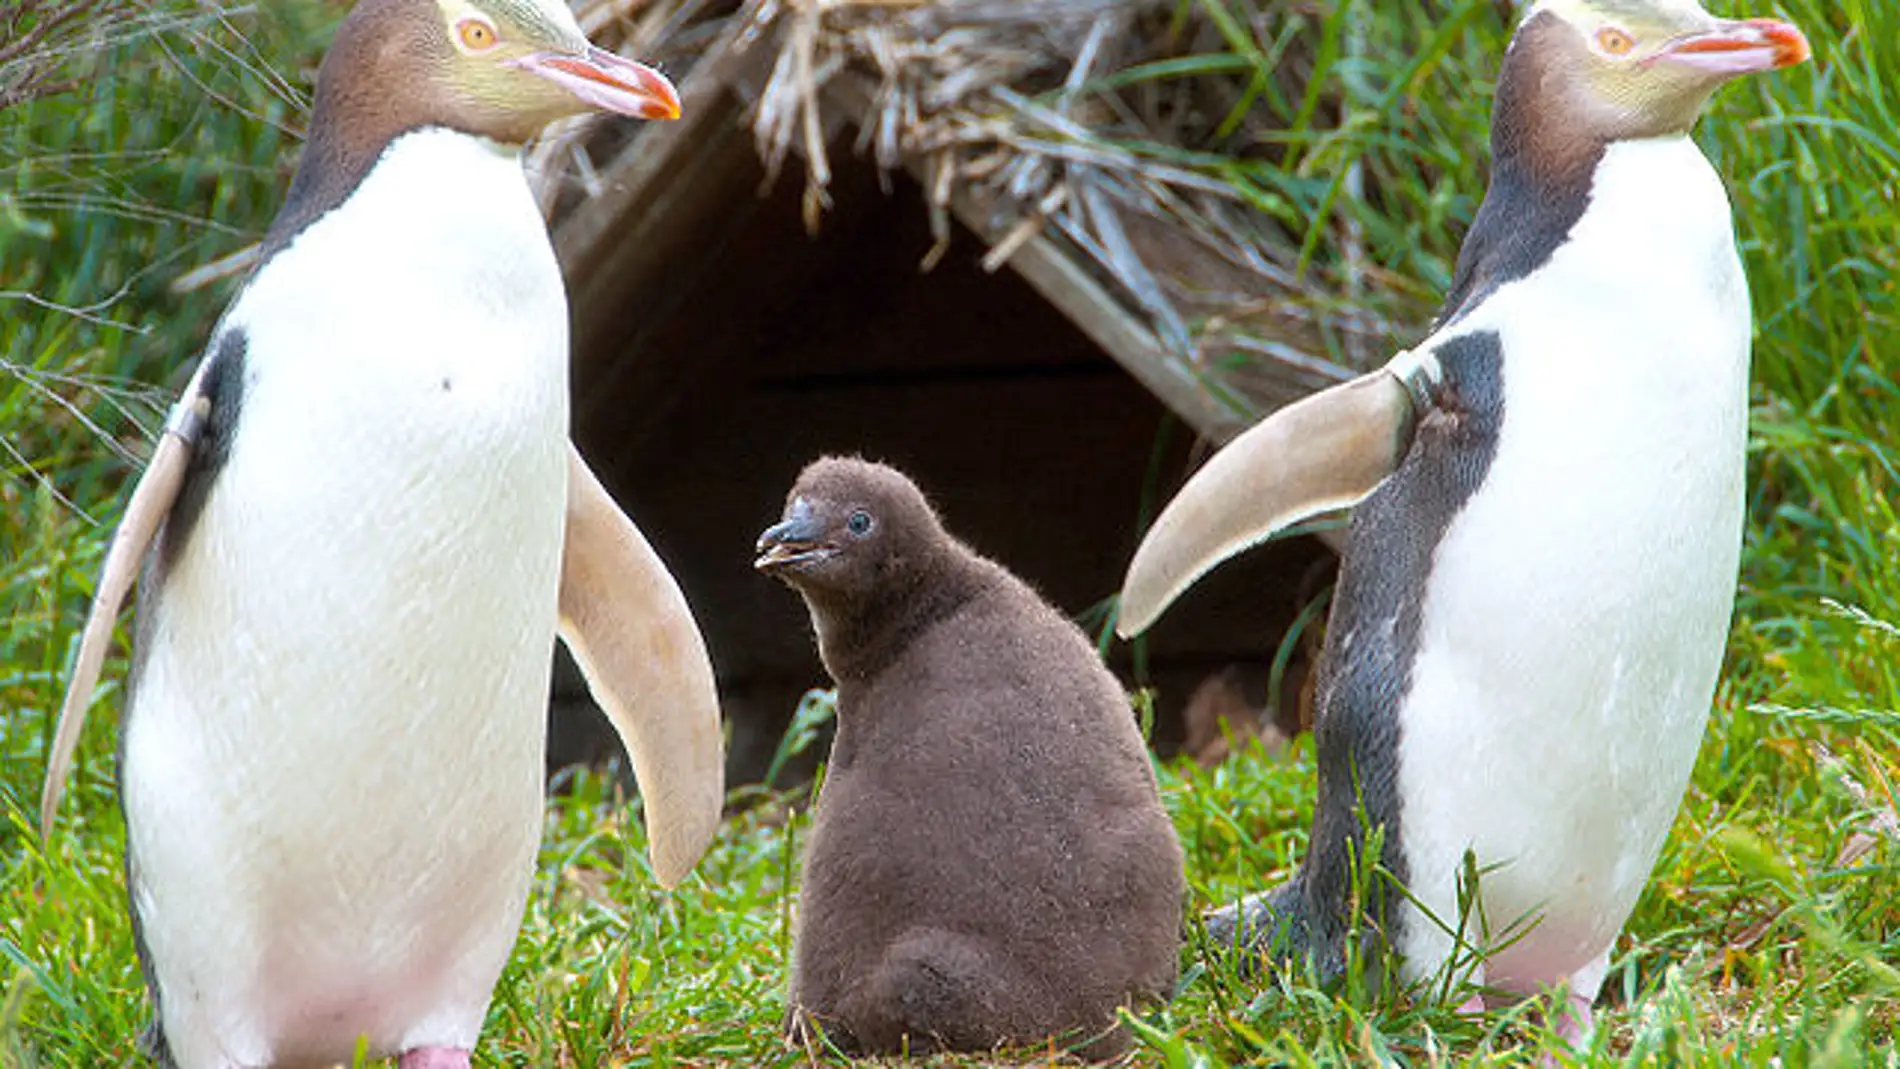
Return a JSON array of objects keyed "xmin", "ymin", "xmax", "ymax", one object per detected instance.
[{"xmin": 542, "ymin": 0, "xmax": 1428, "ymax": 422}]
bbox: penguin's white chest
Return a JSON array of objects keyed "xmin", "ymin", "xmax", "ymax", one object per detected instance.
[
  {"xmin": 121, "ymin": 130, "xmax": 569, "ymax": 1064},
  {"xmin": 1394, "ymin": 137, "xmax": 1750, "ymax": 989}
]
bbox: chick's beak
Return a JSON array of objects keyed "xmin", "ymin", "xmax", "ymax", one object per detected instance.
[
  {"xmin": 1658, "ymin": 17, "xmax": 1811, "ymax": 76},
  {"xmin": 511, "ymin": 47, "xmax": 681, "ymax": 120},
  {"xmin": 755, "ymin": 499, "xmax": 830, "ymax": 572}
]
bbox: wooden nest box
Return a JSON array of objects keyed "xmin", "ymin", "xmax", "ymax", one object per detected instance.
[{"xmin": 536, "ymin": 0, "xmax": 1420, "ymax": 781}]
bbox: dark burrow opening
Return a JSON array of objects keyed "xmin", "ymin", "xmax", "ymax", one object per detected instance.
[{"xmin": 552, "ymin": 148, "xmax": 1334, "ymax": 791}]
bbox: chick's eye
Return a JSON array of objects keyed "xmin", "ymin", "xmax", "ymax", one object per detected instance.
[
  {"xmin": 458, "ymin": 18, "xmax": 498, "ymax": 51},
  {"xmin": 1595, "ymin": 26, "xmax": 1634, "ymax": 56},
  {"xmin": 846, "ymin": 510, "xmax": 873, "ymax": 536}
]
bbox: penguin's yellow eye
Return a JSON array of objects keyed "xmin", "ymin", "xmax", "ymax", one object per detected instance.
[
  {"xmin": 1595, "ymin": 26, "xmax": 1635, "ymax": 56},
  {"xmin": 457, "ymin": 18, "xmax": 498, "ymax": 51}
]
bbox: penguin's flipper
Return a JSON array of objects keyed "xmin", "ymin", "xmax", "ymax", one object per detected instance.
[
  {"xmin": 557, "ymin": 443, "xmax": 724, "ymax": 888},
  {"xmin": 40, "ymin": 390, "xmax": 213, "ymax": 840},
  {"xmin": 1117, "ymin": 350, "xmax": 1442, "ymax": 638}
]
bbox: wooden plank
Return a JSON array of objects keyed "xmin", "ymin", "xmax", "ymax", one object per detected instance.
[
  {"xmin": 949, "ymin": 198, "xmax": 1254, "ymax": 443},
  {"xmin": 550, "ymin": 46, "xmax": 1323, "ymax": 449},
  {"xmin": 554, "ymin": 24, "xmax": 774, "ymax": 361},
  {"xmin": 805, "ymin": 71, "xmax": 1257, "ymax": 443}
]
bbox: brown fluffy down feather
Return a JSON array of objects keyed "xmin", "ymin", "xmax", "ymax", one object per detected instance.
[{"xmin": 758, "ymin": 456, "xmax": 1185, "ymax": 1060}]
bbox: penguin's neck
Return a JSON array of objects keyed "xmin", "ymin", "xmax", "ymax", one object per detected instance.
[
  {"xmin": 1581, "ymin": 136, "xmax": 1729, "ymax": 231},
  {"xmin": 1436, "ymin": 8, "xmax": 1725, "ymax": 323},
  {"xmin": 264, "ymin": 118, "xmax": 524, "ymax": 262},
  {"xmin": 246, "ymin": 127, "xmax": 540, "ymax": 314},
  {"xmin": 811, "ymin": 555, "xmax": 988, "ymax": 687},
  {"xmin": 1556, "ymin": 135, "xmax": 1738, "ymax": 308},
  {"xmin": 1455, "ymin": 132, "xmax": 1744, "ymax": 419},
  {"xmin": 1440, "ymin": 89, "xmax": 1606, "ymax": 321},
  {"xmin": 1445, "ymin": 122, "xmax": 1730, "ymax": 326},
  {"xmin": 224, "ymin": 124, "xmax": 566, "ymax": 428}
]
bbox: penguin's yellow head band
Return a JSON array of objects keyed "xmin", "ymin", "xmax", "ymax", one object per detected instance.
[
  {"xmin": 425, "ymin": 0, "xmax": 680, "ymax": 139},
  {"xmin": 1521, "ymin": 0, "xmax": 1808, "ymax": 138}
]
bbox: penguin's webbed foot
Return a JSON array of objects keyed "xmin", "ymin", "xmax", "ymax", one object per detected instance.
[
  {"xmin": 1203, "ymin": 881, "xmax": 1320, "ymax": 978},
  {"xmin": 1203, "ymin": 891, "xmax": 1273, "ymax": 949},
  {"xmin": 1553, "ymin": 990, "xmax": 1595, "ymax": 1047},
  {"xmin": 1530, "ymin": 995, "xmax": 1597, "ymax": 1069},
  {"xmin": 399, "ymin": 1046, "xmax": 471, "ymax": 1069}
]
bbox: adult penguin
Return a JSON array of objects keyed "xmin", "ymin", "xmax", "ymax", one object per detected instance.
[
  {"xmin": 37, "ymin": 2, "xmax": 725, "ymax": 1066},
  {"xmin": 1116, "ymin": 0, "xmax": 1808, "ymax": 1040}
]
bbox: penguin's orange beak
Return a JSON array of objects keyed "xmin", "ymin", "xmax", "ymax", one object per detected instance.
[
  {"xmin": 1656, "ymin": 18, "xmax": 1811, "ymax": 76},
  {"xmin": 512, "ymin": 47, "xmax": 681, "ymax": 121}
]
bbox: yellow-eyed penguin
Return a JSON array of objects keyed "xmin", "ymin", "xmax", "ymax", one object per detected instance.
[
  {"xmin": 756, "ymin": 458, "xmax": 1185, "ymax": 1060},
  {"xmin": 1116, "ymin": 0, "xmax": 1808, "ymax": 1041},
  {"xmin": 36, "ymin": 2, "xmax": 724, "ymax": 1066}
]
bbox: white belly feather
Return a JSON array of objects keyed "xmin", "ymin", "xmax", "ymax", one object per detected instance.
[
  {"xmin": 1394, "ymin": 137, "xmax": 1750, "ymax": 990},
  {"xmin": 121, "ymin": 129, "xmax": 569, "ymax": 1066}
]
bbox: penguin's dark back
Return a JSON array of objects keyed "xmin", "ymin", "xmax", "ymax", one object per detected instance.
[
  {"xmin": 1290, "ymin": 14, "xmax": 1609, "ymax": 951},
  {"xmin": 1309, "ymin": 15, "xmax": 1600, "ymax": 948},
  {"xmin": 1293, "ymin": 330, "xmax": 1505, "ymax": 968}
]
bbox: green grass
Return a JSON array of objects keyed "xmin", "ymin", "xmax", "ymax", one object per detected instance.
[{"xmin": 4, "ymin": 0, "xmax": 1898, "ymax": 1065}]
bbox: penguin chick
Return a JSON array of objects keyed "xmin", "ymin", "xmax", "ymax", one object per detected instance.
[
  {"xmin": 757, "ymin": 458, "xmax": 1185, "ymax": 1061},
  {"xmin": 1117, "ymin": 0, "xmax": 1809, "ymax": 1045},
  {"xmin": 37, "ymin": 2, "xmax": 720, "ymax": 1067},
  {"xmin": 1181, "ymin": 666, "xmax": 1288, "ymax": 769}
]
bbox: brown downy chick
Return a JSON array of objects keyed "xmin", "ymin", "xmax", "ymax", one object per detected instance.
[{"xmin": 756, "ymin": 457, "xmax": 1185, "ymax": 1061}]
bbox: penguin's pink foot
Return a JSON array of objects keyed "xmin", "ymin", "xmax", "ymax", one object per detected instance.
[
  {"xmin": 1550, "ymin": 988, "xmax": 1595, "ymax": 1048},
  {"xmin": 399, "ymin": 1047, "xmax": 472, "ymax": 1069}
]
